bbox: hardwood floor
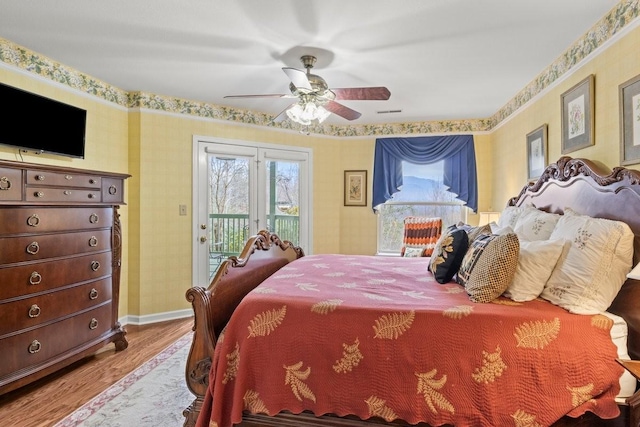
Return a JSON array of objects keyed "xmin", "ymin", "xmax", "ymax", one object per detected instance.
[{"xmin": 0, "ymin": 317, "xmax": 194, "ymax": 427}]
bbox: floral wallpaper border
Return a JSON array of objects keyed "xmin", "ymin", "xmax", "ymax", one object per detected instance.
[{"xmin": 0, "ymin": 0, "xmax": 638, "ymax": 138}]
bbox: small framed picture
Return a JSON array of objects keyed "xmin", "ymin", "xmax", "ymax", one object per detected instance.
[
  {"xmin": 344, "ymin": 170, "xmax": 367, "ymax": 206},
  {"xmin": 561, "ymin": 74, "xmax": 595, "ymax": 154},
  {"xmin": 619, "ymin": 73, "xmax": 640, "ymax": 165},
  {"xmin": 526, "ymin": 124, "xmax": 548, "ymax": 180}
]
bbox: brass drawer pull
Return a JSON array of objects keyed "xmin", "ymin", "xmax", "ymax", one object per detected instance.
[
  {"xmin": 28, "ymin": 304, "xmax": 41, "ymax": 318},
  {"xmin": 89, "ymin": 236, "xmax": 98, "ymax": 247},
  {"xmin": 27, "ymin": 214, "xmax": 40, "ymax": 227},
  {"xmin": 0, "ymin": 176, "xmax": 11, "ymax": 190},
  {"xmin": 34, "ymin": 191, "xmax": 44, "ymax": 198},
  {"xmin": 88, "ymin": 193, "xmax": 96, "ymax": 199},
  {"xmin": 35, "ymin": 174, "xmax": 45, "ymax": 181},
  {"xmin": 63, "ymin": 190, "xmax": 72, "ymax": 196},
  {"xmin": 89, "ymin": 213, "xmax": 99, "ymax": 224},
  {"xmin": 89, "ymin": 318, "xmax": 99, "ymax": 330},
  {"xmin": 91, "ymin": 261, "xmax": 101, "ymax": 271},
  {"xmin": 26, "ymin": 242, "xmax": 40, "ymax": 255},
  {"xmin": 89, "ymin": 288, "xmax": 99, "ymax": 300},
  {"xmin": 28, "ymin": 340, "xmax": 41, "ymax": 354},
  {"xmin": 29, "ymin": 271, "xmax": 42, "ymax": 285},
  {"xmin": 65, "ymin": 175, "xmax": 73, "ymax": 180},
  {"xmin": 108, "ymin": 185, "xmax": 118, "ymax": 195},
  {"xmin": 89, "ymin": 179, "xmax": 97, "ymax": 184}
]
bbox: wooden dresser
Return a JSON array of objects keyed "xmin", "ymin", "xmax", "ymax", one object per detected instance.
[{"xmin": 0, "ymin": 160, "xmax": 130, "ymax": 395}]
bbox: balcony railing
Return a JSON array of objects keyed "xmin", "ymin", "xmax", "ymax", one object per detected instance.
[{"xmin": 208, "ymin": 213, "xmax": 299, "ymax": 256}]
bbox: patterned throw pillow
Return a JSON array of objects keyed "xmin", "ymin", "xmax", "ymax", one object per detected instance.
[
  {"xmin": 401, "ymin": 217, "xmax": 442, "ymax": 257},
  {"xmin": 454, "ymin": 222, "xmax": 492, "ymax": 244},
  {"xmin": 428, "ymin": 228, "xmax": 469, "ymax": 284},
  {"xmin": 457, "ymin": 233, "xmax": 520, "ymax": 303}
]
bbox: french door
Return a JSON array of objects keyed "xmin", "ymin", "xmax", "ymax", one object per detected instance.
[{"xmin": 192, "ymin": 137, "xmax": 311, "ymax": 285}]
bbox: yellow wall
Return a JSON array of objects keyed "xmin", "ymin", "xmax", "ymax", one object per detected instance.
[{"xmin": 490, "ymin": 25, "xmax": 640, "ymax": 209}]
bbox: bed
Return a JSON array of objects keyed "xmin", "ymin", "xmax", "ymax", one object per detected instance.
[{"xmin": 183, "ymin": 156, "xmax": 640, "ymax": 427}]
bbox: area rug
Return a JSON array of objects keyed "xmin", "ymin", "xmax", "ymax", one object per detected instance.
[{"xmin": 54, "ymin": 333, "xmax": 194, "ymax": 427}]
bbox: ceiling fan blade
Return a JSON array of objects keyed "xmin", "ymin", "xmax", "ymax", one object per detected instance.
[
  {"xmin": 331, "ymin": 87, "xmax": 391, "ymax": 101},
  {"xmin": 324, "ymin": 101, "xmax": 362, "ymax": 121},
  {"xmin": 224, "ymin": 94, "xmax": 295, "ymax": 99},
  {"xmin": 283, "ymin": 67, "xmax": 312, "ymax": 91}
]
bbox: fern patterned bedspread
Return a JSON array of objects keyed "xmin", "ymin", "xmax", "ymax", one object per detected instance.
[{"xmin": 197, "ymin": 254, "xmax": 623, "ymax": 427}]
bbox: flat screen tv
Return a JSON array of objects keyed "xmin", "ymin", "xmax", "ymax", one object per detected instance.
[{"xmin": 0, "ymin": 82, "xmax": 87, "ymax": 158}]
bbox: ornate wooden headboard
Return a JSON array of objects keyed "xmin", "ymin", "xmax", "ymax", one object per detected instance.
[{"xmin": 508, "ymin": 156, "xmax": 640, "ymax": 359}]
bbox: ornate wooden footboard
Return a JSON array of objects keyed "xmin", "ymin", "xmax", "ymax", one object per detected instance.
[{"xmin": 183, "ymin": 230, "xmax": 304, "ymax": 427}]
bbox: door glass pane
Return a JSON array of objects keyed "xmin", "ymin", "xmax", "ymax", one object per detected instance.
[
  {"xmin": 208, "ymin": 155, "xmax": 250, "ymax": 278},
  {"xmin": 265, "ymin": 160, "xmax": 300, "ymax": 245}
]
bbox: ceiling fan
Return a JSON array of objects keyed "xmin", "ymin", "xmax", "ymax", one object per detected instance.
[{"xmin": 224, "ymin": 55, "xmax": 391, "ymax": 125}]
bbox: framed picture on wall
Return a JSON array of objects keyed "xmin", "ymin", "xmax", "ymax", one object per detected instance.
[
  {"xmin": 619, "ymin": 73, "xmax": 640, "ymax": 165},
  {"xmin": 526, "ymin": 124, "xmax": 547, "ymax": 181},
  {"xmin": 344, "ymin": 170, "xmax": 367, "ymax": 206},
  {"xmin": 561, "ymin": 74, "xmax": 595, "ymax": 154}
]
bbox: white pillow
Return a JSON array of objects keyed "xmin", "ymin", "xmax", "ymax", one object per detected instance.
[
  {"xmin": 513, "ymin": 206, "xmax": 560, "ymax": 241},
  {"xmin": 490, "ymin": 222, "xmax": 514, "ymax": 236},
  {"xmin": 503, "ymin": 239, "xmax": 565, "ymax": 302},
  {"xmin": 627, "ymin": 262, "xmax": 640, "ymax": 280},
  {"xmin": 541, "ymin": 209, "xmax": 634, "ymax": 314},
  {"xmin": 497, "ymin": 206, "xmax": 525, "ymax": 230},
  {"xmin": 403, "ymin": 247, "xmax": 424, "ymax": 257}
]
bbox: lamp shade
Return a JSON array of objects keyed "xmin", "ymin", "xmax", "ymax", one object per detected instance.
[{"xmin": 478, "ymin": 211, "xmax": 501, "ymax": 226}]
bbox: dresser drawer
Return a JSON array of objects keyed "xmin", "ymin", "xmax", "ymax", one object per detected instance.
[
  {"xmin": 0, "ymin": 278, "xmax": 112, "ymax": 337},
  {"xmin": 101, "ymin": 178, "xmax": 125, "ymax": 204},
  {"xmin": 0, "ymin": 167, "xmax": 23, "ymax": 202},
  {"xmin": 0, "ymin": 251, "xmax": 112, "ymax": 300},
  {"xmin": 0, "ymin": 302, "xmax": 113, "ymax": 379},
  {"xmin": 0, "ymin": 207, "xmax": 112, "ymax": 235},
  {"xmin": 0, "ymin": 229, "xmax": 112, "ymax": 264},
  {"xmin": 26, "ymin": 170, "xmax": 101, "ymax": 189},
  {"xmin": 26, "ymin": 187, "xmax": 101, "ymax": 203}
]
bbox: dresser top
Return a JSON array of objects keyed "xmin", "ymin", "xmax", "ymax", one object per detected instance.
[{"xmin": 0, "ymin": 159, "xmax": 131, "ymax": 180}]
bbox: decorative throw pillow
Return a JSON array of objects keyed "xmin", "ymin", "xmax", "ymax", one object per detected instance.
[
  {"xmin": 455, "ymin": 222, "xmax": 492, "ymax": 244},
  {"xmin": 513, "ymin": 206, "xmax": 560, "ymax": 241},
  {"xmin": 403, "ymin": 247, "xmax": 425, "ymax": 257},
  {"xmin": 497, "ymin": 206, "xmax": 525, "ymax": 230},
  {"xmin": 503, "ymin": 239, "xmax": 565, "ymax": 302},
  {"xmin": 541, "ymin": 208, "xmax": 634, "ymax": 314},
  {"xmin": 401, "ymin": 216, "xmax": 442, "ymax": 257},
  {"xmin": 428, "ymin": 228, "xmax": 469, "ymax": 284},
  {"xmin": 457, "ymin": 233, "xmax": 520, "ymax": 303}
]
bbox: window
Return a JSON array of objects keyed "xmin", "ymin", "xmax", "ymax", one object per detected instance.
[{"xmin": 377, "ymin": 161, "xmax": 468, "ymax": 254}]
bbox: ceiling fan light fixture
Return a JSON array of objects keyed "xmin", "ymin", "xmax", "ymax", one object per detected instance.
[{"xmin": 286, "ymin": 102, "xmax": 331, "ymax": 125}]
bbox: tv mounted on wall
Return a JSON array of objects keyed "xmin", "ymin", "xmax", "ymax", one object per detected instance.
[{"xmin": 0, "ymin": 82, "xmax": 87, "ymax": 159}]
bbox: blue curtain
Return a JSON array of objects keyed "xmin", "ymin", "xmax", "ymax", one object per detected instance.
[{"xmin": 372, "ymin": 135, "xmax": 477, "ymax": 213}]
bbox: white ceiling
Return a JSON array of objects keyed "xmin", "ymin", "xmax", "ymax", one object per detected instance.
[{"xmin": 0, "ymin": 0, "xmax": 620, "ymax": 125}]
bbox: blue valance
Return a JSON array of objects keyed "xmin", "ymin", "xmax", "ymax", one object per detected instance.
[{"xmin": 372, "ymin": 135, "xmax": 477, "ymax": 213}]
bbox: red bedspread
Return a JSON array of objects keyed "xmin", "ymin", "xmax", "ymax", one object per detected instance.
[{"xmin": 197, "ymin": 254, "xmax": 624, "ymax": 427}]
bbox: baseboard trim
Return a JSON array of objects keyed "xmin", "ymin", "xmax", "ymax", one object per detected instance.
[{"xmin": 119, "ymin": 309, "xmax": 193, "ymax": 326}]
